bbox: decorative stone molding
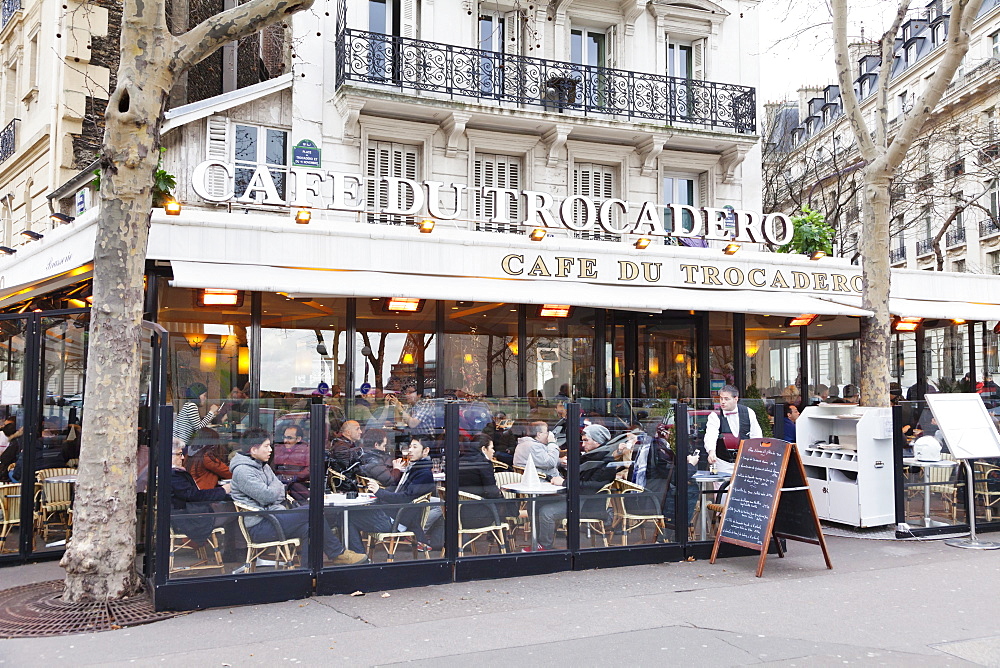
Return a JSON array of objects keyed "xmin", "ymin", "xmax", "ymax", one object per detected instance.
[
  {"xmin": 441, "ymin": 112, "xmax": 472, "ymax": 158},
  {"xmin": 542, "ymin": 123, "xmax": 572, "ymax": 167},
  {"xmin": 636, "ymin": 133, "xmax": 671, "ymax": 176},
  {"xmin": 340, "ymin": 97, "xmax": 366, "ymax": 139},
  {"xmin": 719, "ymin": 144, "xmax": 750, "ymax": 184}
]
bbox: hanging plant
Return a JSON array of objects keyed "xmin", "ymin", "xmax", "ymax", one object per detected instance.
[{"xmin": 777, "ymin": 206, "xmax": 835, "ymax": 256}]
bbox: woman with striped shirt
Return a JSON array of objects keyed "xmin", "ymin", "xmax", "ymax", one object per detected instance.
[{"xmin": 174, "ymin": 382, "xmax": 219, "ymax": 446}]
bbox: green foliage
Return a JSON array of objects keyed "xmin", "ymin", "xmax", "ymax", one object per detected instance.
[
  {"xmin": 93, "ymin": 147, "xmax": 177, "ymax": 208},
  {"xmin": 777, "ymin": 206, "xmax": 835, "ymax": 256},
  {"xmin": 743, "ymin": 385, "xmax": 773, "ymax": 438}
]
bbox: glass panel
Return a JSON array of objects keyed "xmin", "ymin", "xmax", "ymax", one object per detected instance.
[
  {"xmin": 28, "ymin": 314, "xmax": 90, "ymax": 553},
  {"xmin": 525, "ymin": 306, "xmax": 595, "ymax": 404},
  {"xmin": 0, "ymin": 318, "xmax": 27, "ymax": 558},
  {"xmin": 441, "ymin": 301, "xmax": 518, "ymax": 398},
  {"xmin": 806, "ymin": 316, "xmax": 860, "ymax": 410},
  {"xmin": 265, "ymin": 129, "xmax": 287, "ymax": 165},
  {"xmin": 708, "ymin": 312, "xmax": 735, "ymax": 389},
  {"xmin": 234, "ymin": 125, "xmax": 258, "ymax": 162},
  {"xmin": 923, "ymin": 322, "xmax": 972, "ymax": 392},
  {"xmin": 636, "ymin": 316, "xmax": 697, "ymax": 402},
  {"xmin": 899, "ymin": 400, "xmax": 966, "ymax": 530},
  {"xmin": 745, "ymin": 314, "xmax": 802, "ymax": 409},
  {"xmin": 157, "ymin": 280, "xmax": 252, "ymax": 445}
]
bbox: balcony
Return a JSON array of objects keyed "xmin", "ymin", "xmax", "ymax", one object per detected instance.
[
  {"xmin": 945, "ymin": 226, "xmax": 966, "ymax": 247},
  {"xmin": 1, "ymin": 0, "xmax": 19, "ymax": 30},
  {"xmin": 889, "ymin": 246, "xmax": 906, "ymax": 264},
  {"xmin": 0, "ymin": 119, "xmax": 17, "ymax": 164},
  {"xmin": 916, "ymin": 238, "xmax": 935, "ymax": 256},
  {"xmin": 981, "ymin": 218, "xmax": 1000, "ymax": 238},
  {"xmin": 336, "ymin": 30, "xmax": 756, "ymax": 134}
]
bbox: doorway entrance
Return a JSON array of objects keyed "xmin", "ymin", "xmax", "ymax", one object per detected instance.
[{"xmin": 608, "ymin": 313, "xmax": 707, "ymax": 403}]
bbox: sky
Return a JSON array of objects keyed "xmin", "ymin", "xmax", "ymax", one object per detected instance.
[{"xmin": 756, "ymin": 0, "xmax": 896, "ymax": 103}]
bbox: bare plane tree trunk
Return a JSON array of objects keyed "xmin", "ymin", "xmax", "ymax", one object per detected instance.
[{"xmin": 60, "ymin": 0, "xmax": 314, "ymax": 602}]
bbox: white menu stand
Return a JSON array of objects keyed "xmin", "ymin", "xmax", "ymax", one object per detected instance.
[{"xmin": 926, "ymin": 394, "xmax": 1000, "ymax": 550}]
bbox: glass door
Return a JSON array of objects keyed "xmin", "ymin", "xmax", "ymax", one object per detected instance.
[
  {"xmin": 637, "ymin": 316, "xmax": 699, "ymax": 403},
  {"xmin": 0, "ymin": 315, "xmax": 29, "ymax": 562}
]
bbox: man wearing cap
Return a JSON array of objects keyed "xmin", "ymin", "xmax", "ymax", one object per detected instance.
[
  {"xmin": 528, "ymin": 423, "xmax": 618, "ymax": 552},
  {"xmin": 704, "ymin": 384, "xmax": 762, "ymax": 476}
]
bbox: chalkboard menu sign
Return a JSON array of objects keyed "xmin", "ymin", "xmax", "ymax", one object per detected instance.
[{"xmin": 710, "ymin": 438, "xmax": 832, "ymax": 577}]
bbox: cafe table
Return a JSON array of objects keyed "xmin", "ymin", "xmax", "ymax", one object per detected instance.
[
  {"xmin": 903, "ymin": 457, "xmax": 958, "ymax": 528},
  {"xmin": 692, "ymin": 471, "xmax": 729, "ymax": 540},
  {"xmin": 324, "ymin": 492, "xmax": 376, "ymax": 543},
  {"xmin": 501, "ymin": 481, "xmax": 564, "ymax": 550}
]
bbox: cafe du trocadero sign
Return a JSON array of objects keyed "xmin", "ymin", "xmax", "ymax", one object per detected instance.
[
  {"xmin": 191, "ymin": 160, "xmax": 794, "ymax": 245},
  {"xmin": 190, "ymin": 161, "xmax": 862, "ymax": 295}
]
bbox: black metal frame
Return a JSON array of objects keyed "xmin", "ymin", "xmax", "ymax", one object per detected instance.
[
  {"xmin": 335, "ymin": 29, "xmax": 756, "ymax": 134},
  {"xmin": 0, "ymin": 118, "xmax": 16, "ymax": 164}
]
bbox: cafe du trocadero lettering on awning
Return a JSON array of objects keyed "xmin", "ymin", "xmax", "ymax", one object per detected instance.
[{"xmin": 190, "ymin": 161, "xmax": 794, "ymax": 245}]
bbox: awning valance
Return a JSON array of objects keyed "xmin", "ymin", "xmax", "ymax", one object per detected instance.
[
  {"xmin": 169, "ymin": 261, "xmax": 874, "ymax": 317},
  {"xmin": 821, "ymin": 295, "xmax": 1000, "ymax": 321}
]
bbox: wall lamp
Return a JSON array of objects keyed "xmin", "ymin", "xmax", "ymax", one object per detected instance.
[
  {"xmin": 0, "ymin": 246, "xmax": 16, "ymax": 255},
  {"xmin": 50, "ymin": 213, "xmax": 75, "ymax": 225},
  {"xmin": 634, "ymin": 237, "xmax": 651, "ymax": 249},
  {"xmin": 164, "ymin": 200, "xmax": 182, "ymax": 215},
  {"xmin": 21, "ymin": 230, "xmax": 43, "ymax": 241},
  {"xmin": 809, "ymin": 250, "xmax": 827, "ymax": 260},
  {"xmin": 529, "ymin": 228, "xmax": 547, "ymax": 241},
  {"xmin": 418, "ymin": 218, "xmax": 435, "ymax": 233},
  {"xmin": 722, "ymin": 242, "xmax": 740, "ymax": 255},
  {"xmin": 295, "ymin": 209, "xmax": 311, "ymax": 224}
]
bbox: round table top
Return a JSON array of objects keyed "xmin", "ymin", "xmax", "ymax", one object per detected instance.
[
  {"xmin": 45, "ymin": 475, "xmax": 78, "ymax": 484},
  {"xmin": 501, "ymin": 482, "xmax": 564, "ymax": 494},
  {"xmin": 324, "ymin": 493, "xmax": 376, "ymax": 506},
  {"xmin": 692, "ymin": 472, "xmax": 729, "ymax": 482},
  {"xmin": 903, "ymin": 457, "xmax": 958, "ymax": 468}
]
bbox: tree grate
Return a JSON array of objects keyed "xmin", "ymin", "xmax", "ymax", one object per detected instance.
[{"xmin": 0, "ymin": 580, "xmax": 184, "ymax": 638}]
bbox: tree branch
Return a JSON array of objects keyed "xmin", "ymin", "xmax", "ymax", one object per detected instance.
[
  {"xmin": 831, "ymin": 0, "xmax": 877, "ymax": 162},
  {"xmin": 173, "ymin": 0, "xmax": 314, "ymax": 70},
  {"xmin": 875, "ymin": 1, "xmax": 910, "ymax": 150},
  {"xmin": 884, "ymin": 0, "xmax": 986, "ymax": 170}
]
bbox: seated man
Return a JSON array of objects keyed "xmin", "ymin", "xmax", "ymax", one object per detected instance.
[
  {"xmin": 512, "ymin": 421, "xmax": 561, "ymax": 478},
  {"xmin": 327, "ymin": 419, "xmax": 361, "ymax": 470},
  {"xmin": 356, "ymin": 428, "xmax": 403, "ymax": 488},
  {"xmin": 230, "ymin": 429, "xmax": 367, "ymax": 566},
  {"xmin": 273, "ymin": 424, "xmax": 311, "ymax": 500},
  {"xmin": 530, "ymin": 424, "xmax": 618, "ymax": 552},
  {"xmin": 366, "ymin": 436, "xmax": 439, "ymax": 550}
]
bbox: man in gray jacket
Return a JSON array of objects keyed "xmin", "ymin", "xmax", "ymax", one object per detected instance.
[
  {"xmin": 512, "ymin": 421, "xmax": 562, "ymax": 478},
  {"xmin": 230, "ymin": 429, "xmax": 368, "ymax": 566}
]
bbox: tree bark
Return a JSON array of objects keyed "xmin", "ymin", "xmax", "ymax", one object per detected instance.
[
  {"xmin": 858, "ymin": 172, "xmax": 893, "ymax": 406},
  {"xmin": 61, "ymin": 0, "xmax": 314, "ymax": 602}
]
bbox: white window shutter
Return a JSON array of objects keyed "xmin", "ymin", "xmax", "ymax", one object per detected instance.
[
  {"xmin": 605, "ymin": 25, "xmax": 618, "ymax": 70},
  {"xmin": 400, "ymin": 0, "xmax": 417, "ymax": 38},
  {"xmin": 503, "ymin": 11, "xmax": 521, "ymax": 55},
  {"xmin": 573, "ymin": 163, "xmax": 617, "ymax": 235},
  {"xmin": 366, "ymin": 140, "xmax": 420, "ymax": 224},
  {"xmin": 698, "ymin": 171, "xmax": 708, "ymax": 207},
  {"xmin": 474, "ymin": 153, "xmax": 522, "ymax": 232},
  {"xmin": 692, "ymin": 39, "xmax": 705, "ymax": 80},
  {"xmin": 204, "ymin": 116, "xmax": 231, "ymax": 200}
]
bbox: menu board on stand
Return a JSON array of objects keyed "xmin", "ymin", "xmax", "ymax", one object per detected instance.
[{"xmin": 710, "ymin": 437, "xmax": 833, "ymax": 577}]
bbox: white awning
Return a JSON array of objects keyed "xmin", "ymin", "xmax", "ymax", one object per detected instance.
[
  {"xmin": 169, "ymin": 261, "xmax": 874, "ymax": 317},
  {"xmin": 821, "ymin": 295, "xmax": 1000, "ymax": 321}
]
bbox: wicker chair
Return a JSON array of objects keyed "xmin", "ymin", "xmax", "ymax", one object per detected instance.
[
  {"xmin": 974, "ymin": 462, "xmax": 1000, "ymax": 522},
  {"xmin": 0, "ymin": 483, "xmax": 21, "ymax": 553},
  {"xmin": 494, "ymin": 471, "xmax": 528, "ymax": 547},
  {"xmin": 457, "ymin": 491, "xmax": 508, "ymax": 556},
  {"xmin": 169, "ymin": 526, "xmax": 226, "ymax": 574},
  {"xmin": 607, "ymin": 478, "xmax": 668, "ymax": 545},
  {"xmin": 232, "ymin": 502, "xmax": 301, "ymax": 572},
  {"xmin": 366, "ymin": 492, "xmax": 433, "ymax": 562},
  {"xmin": 35, "ymin": 468, "xmax": 76, "ymax": 541}
]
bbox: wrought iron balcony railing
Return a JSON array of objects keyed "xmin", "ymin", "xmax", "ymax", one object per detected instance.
[
  {"xmin": 336, "ymin": 29, "xmax": 756, "ymax": 133},
  {"xmin": 980, "ymin": 218, "xmax": 1000, "ymax": 238},
  {"xmin": 916, "ymin": 238, "xmax": 935, "ymax": 256},
  {"xmin": 1, "ymin": 0, "xmax": 20, "ymax": 30},
  {"xmin": 945, "ymin": 226, "xmax": 966, "ymax": 247},
  {"xmin": 0, "ymin": 119, "xmax": 17, "ymax": 164},
  {"xmin": 889, "ymin": 246, "xmax": 906, "ymax": 264}
]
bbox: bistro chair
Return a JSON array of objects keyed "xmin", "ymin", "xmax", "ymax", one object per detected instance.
[
  {"xmin": 457, "ymin": 491, "xmax": 508, "ymax": 556},
  {"xmin": 494, "ymin": 471, "xmax": 529, "ymax": 547},
  {"xmin": 607, "ymin": 478, "xmax": 668, "ymax": 545},
  {"xmin": 169, "ymin": 526, "xmax": 226, "ymax": 574},
  {"xmin": 0, "ymin": 482, "xmax": 21, "ymax": 553},
  {"xmin": 927, "ymin": 453, "xmax": 960, "ymax": 521},
  {"xmin": 35, "ymin": 467, "xmax": 76, "ymax": 541},
  {"xmin": 561, "ymin": 481, "xmax": 612, "ymax": 548},
  {"xmin": 366, "ymin": 492, "xmax": 433, "ymax": 562},
  {"xmin": 974, "ymin": 462, "xmax": 1000, "ymax": 522},
  {"xmin": 232, "ymin": 502, "xmax": 300, "ymax": 572},
  {"xmin": 491, "ymin": 459, "xmax": 510, "ymax": 471},
  {"xmin": 356, "ymin": 475, "xmax": 383, "ymax": 491}
]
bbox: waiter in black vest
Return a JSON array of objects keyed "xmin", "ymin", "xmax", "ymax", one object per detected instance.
[{"xmin": 704, "ymin": 384, "xmax": 762, "ymax": 476}]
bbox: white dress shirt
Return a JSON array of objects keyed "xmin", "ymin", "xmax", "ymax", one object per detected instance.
[{"xmin": 703, "ymin": 406, "xmax": 763, "ymax": 474}]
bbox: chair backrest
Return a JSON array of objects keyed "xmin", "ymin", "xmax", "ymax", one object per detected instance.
[
  {"xmin": 494, "ymin": 472, "xmax": 522, "ymax": 499},
  {"xmin": 357, "ymin": 475, "xmax": 381, "ymax": 491},
  {"xmin": 37, "ymin": 468, "xmax": 76, "ymax": 507},
  {"xmin": 974, "ymin": 463, "xmax": 1000, "ymax": 498},
  {"xmin": 0, "ymin": 483, "xmax": 20, "ymax": 526},
  {"xmin": 36, "ymin": 467, "xmax": 75, "ymax": 482},
  {"xmin": 232, "ymin": 501, "xmax": 258, "ymax": 544},
  {"xmin": 491, "ymin": 459, "xmax": 510, "ymax": 471}
]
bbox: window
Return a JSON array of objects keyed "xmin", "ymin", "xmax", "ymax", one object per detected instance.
[
  {"xmin": 923, "ymin": 207, "xmax": 933, "ymax": 239},
  {"xmin": 859, "ymin": 77, "xmax": 871, "ymax": 99},
  {"xmin": 366, "ymin": 140, "xmax": 419, "ymax": 225},
  {"xmin": 990, "ymin": 250, "xmax": 1000, "ymax": 275},
  {"xmin": 906, "ymin": 43, "xmax": 918, "ymax": 66},
  {"xmin": 992, "ymin": 31, "xmax": 1000, "ymax": 59},
  {"xmin": 953, "ymin": 259, "xmax": 966, "ymax": 273},
  {"xmin": 571, "ymin": 28, "xmax": 606, "ymax": 67},
  {"xmin": 233, "ymin": 125, "xmax": 288, "ymax": 202},
  {"xmin": 946, "ymin": 159, "xmax": 965, "ymax": 179},
  {"xmin": 474, "ymin": 152, "xmax": 521, "ymax": 233},
  {"xmin": 572, "ymin": 162, "xmax": 616, "ymax": 237},
  {"xmin": 27, "ymin": 32, "xmax": 38, "ymax": 95},
  {"xmin": 933, "ymin": 23, "xmax": 946, "ymax": 47},
  {"xmin": 989, "ymin": 179, "xmax": 999, "ymax": 219},
  {"xmin": 663, "ymin": 174, "xmax": 698, "ymax": 235},
  {"xmin": 898, "ymin": 90, "xmax": 911, "ymax": 117}
]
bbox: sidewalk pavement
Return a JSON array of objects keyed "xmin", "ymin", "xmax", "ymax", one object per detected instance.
[{"xmin": 2, "ymin": 535, "xmax": 1000, "ymax": 666}]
